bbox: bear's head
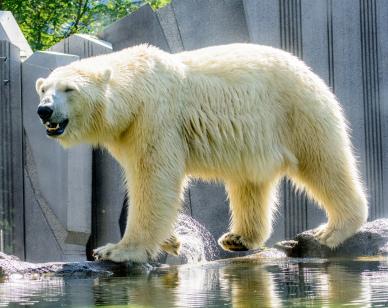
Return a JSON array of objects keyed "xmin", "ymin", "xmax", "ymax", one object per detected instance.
[{"xmin": 35, "ymin": 64, "xmax": 112, "ymax": 147}]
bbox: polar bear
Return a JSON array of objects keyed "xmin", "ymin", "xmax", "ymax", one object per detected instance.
[{"xmin": 35, "ymin": 43, "xmax": 368, "ymax": 262}]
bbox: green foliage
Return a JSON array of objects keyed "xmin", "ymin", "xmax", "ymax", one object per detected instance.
[{"xmin": 0, "ymin": 0, "xmax": 171, "ymax": 50}]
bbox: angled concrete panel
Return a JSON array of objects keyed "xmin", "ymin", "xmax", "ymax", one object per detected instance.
[
  {"xmin": 22, "ymin": 51, "xmax": 94, "ymax": 261},
  {"xmin": 98, "ymin": 5, "xmax": 170, "ymax": 52},
  {"xmin": 243, "ymin": 0, "xmax": 281, "ymax": 47},
  {"xmin": 171, "ymin": 0, "xmax": 249, "ymax": 50},
  {"xmin": 156, "ymin": 4, "xmax": 184, "ymax": 53},
  {"xmin": 0, "ymin": 11, "xmax": 32, "ymax": 59},
  {"xmin": 49, "ymin": 34, "xmax": 112, "ymax": 57}
]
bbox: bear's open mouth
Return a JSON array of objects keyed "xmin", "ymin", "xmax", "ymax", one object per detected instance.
[{"xmin": 44, "ymin": 119, "xmax": 69, "ymax": 136}]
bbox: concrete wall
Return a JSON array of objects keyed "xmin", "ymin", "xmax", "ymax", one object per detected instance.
[
  {"xmin": 0, "ymin": 12, "xmax": 27, "ymax": 258},
  {"xmin": 19, "ymin": 34, "xmax": 114, "ymax": 262},
  {"xmin": 0, "ymin": 40, "xmax": 24, "ymax": 257},
  {"xmin": 22, "ymin": 51, "xmax": 93, "ymax": 262}
]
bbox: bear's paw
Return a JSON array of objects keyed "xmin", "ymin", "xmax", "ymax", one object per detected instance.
[
  {"xmin": 218, "ymin": 232, "xmax": 252, "ymax": 252},
  {"xmin": 314, "ymin": 223, "xmax": 362, "ymax": 248},
  {"xmin": 92, "ymin": 242, "xmax": 148, "ymax": 263}
]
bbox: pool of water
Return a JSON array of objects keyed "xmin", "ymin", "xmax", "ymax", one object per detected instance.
[{"xmin": 1, "ymin": 257, "xmax": 388, "ymax": 307}]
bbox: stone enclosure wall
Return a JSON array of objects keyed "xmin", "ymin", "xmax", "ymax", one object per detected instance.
[{"xmin": 0, "ymin": 0, "xmax": 388, "ymax": 261}]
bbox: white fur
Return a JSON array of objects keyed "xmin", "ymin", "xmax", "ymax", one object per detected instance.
[{"xmin": 36, "ymin": 43, "xmax": 368, "ymax": 262}]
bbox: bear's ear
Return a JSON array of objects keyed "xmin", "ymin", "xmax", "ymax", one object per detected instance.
[
  {"xmin": 35, "ymin": 78, "xmax": 45, "ymax": 93},
  {"xmin": 100, "ymin": 68, "xmax": 112, "ymax": 83}
]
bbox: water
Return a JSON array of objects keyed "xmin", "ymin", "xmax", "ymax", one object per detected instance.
[
  {"xmin": 1, "ymin": 217, "xmax": 388, "ymax": 307},
  {"xmin": 174, "ymin": 214, "xmax": 219, "ymax": 263},
  {"xmin": 1, "ymin": 257, "xmax": 388, "ymax": 307}
]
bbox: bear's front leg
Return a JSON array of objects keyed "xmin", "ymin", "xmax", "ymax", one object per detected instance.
[{"xmin": 93, "ymin": 148, "xmax": 185, "ymax": 263}]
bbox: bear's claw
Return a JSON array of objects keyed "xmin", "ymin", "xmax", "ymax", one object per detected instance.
[{"xmin": 218, "ymin": 233, "xmax": 250, "ymax": 251}]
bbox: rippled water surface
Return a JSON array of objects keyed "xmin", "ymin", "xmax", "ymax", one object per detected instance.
[{"xmin": 1, "ymin": 257, "xmax": 388, "ymax": 307}]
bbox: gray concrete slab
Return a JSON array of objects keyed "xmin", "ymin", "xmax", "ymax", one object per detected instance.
[
  {"xmin": 0, "ymin": 41, "xmax": 24, "ymax": 257},
  {"xmin": 171, "ymin": 0, "xmax": 250, "ymax": 50},
  {"xmin": 92, "ymin": 149, "xmax": 126, "ymax": 248},
  {"xmin": 98, "ymin": 5, "xmax": 170, "ymax": 52},
  {"xmin": 0, "ymin": 11, "xmax": 32, "ymax": 59},
  {"xmin": 24, "ymin": 170, "xmax": 63, "ymax": 262},
  {"xmin": 377, "ymin": 0, "xmax": 388, "ymax": 218},
  {"xmin": 359, "ymin": 0, "xmax": 385, "ymax": 220}
]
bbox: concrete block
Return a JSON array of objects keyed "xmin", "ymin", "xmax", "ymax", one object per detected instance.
[
  {"xmin": 156, "ymin": 4, "xmax": 184, "ymax": 53},
  {"xmin": 98, "ymin": 5, "xmax": 170, "ymax": 52},
  {"xmin": 0, "ymin": 11, "xmax": 32, "ymax": 58},
  {"xmin": 92, "ymin": 149, "xmax": 126, "ymax": 247},
  {"xmin": 243, "ymin": 0, "xmax": 281, "ymax": 47},
  {"xmin": 22, "ymin": 51, "xmax": 94, "ymax": 261},
  {"xmin": 0, "ymin": 41, "xmax": 24, "ymax": 257},
  {"xmin": 171, "ymin": 0, "xmax": 249, "ymax": 50},
  {"xmin": 24, "ymin": 171, "xmax": 63, "ymax": 262},
  {"xmin": 359, "ymin": 0, "xmax": 385, "ymax": 219}
]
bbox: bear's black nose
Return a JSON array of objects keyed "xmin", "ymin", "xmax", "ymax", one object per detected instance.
[{"xmin": 37, "ymin": 106, "xmax": 53, "ymax": 122}]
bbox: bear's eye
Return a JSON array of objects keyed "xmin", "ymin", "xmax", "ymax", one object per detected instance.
[
  {"xmin": 64, "ymin": 87, "xmax": 74, "ymax": 93},
  {"xmin": 41, "ymin": 88, "xmax": 45, "ymax": 94}
]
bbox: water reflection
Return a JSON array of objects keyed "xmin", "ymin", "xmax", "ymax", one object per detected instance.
[{"xmin": 1, "ymin": 258, "xmax": 388, "ymax": 307}]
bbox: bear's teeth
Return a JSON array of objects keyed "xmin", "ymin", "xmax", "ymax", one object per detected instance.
[{"xmin": 46, "ymin": 123, "xmax": 59, "ymax": 131}]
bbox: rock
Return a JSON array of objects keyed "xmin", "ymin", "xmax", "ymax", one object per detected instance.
[
  {"xmin": 4, "ymin": 217, "xmax": 386, "ymax": 278},
  {"xmin": 0, "ymin": 253, "xmax": 161, "ymax": 278},
  {"xmin": 275, "ymin": 219, "xmax": 388, "ymax": 258}
]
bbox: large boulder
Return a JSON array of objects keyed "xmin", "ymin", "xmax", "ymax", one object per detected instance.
[{"xmin": 275, "ymin": 219, "xmax": 388, "ymax": 258}]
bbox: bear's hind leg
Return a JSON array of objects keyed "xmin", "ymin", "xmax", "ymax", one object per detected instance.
[
  {"xmin": 218, "ymin": 181, "xmax": 277, "ymax": 251},
  {"xmin": 292, "ymin": 153, "xmax": 368, "ymax": 248}
]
